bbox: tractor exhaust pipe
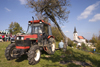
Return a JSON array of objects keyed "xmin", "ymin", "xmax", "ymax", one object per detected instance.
[{"xmin": 31, "ymin": 16, "xmax": 34, "ymax": 35}]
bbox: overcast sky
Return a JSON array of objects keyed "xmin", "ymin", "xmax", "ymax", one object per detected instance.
[{"xmin": 0, "ymin": 0, "xmax": 100, "ymax": 40}]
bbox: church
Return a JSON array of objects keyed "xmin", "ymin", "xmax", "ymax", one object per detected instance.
[{"xmin": 73, "ymin": 27, "xmax": 86, "ymax": 44}]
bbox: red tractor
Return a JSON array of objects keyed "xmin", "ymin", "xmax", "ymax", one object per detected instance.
[{"xmin": 5, "ymin": 17, "xmax": 56, "ymax": 65}]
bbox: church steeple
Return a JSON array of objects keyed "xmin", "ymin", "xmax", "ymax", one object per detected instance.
[{"xmin": 74, "ymin": 27, "xmax": 77, "ymax": 33}]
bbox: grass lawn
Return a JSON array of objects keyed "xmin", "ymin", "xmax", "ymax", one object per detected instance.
[{"xmin": 0, "ymin": 42, "xmax": 100, "ymax": 67}]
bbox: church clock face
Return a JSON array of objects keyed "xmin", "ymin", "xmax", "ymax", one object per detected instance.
[{"xmin": 74, "ymin": 33, "xmax": 77, "ymax": 36}]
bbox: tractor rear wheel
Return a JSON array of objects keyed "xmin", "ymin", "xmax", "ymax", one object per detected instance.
[
  {"xmin": 28, "ymin": 45, "xmax": 41, "ymax": 65},
  {"xmin": 5, "ymin": 43, "xmax": 16, "ymax": 60},
  {"xmin": 46, "ymin": 38, "xmax": 56, "ymax": 54}
]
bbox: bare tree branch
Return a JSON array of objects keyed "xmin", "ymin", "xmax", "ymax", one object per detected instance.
[{"xmin": 26, "ymin": 0, "xmax": 70, "ymax": 51}]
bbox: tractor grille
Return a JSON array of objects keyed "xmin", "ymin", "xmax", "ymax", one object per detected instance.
[{"xmin": 15, "ymin": 39, "xmax": 31, "ymax": 46}]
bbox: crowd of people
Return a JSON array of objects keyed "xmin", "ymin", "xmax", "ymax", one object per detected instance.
[{"xmin": 0, "ymin": 34, "xmax": 15, "ymax": 42}]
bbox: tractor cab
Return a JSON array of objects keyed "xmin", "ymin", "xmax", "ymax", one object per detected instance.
[
  {"xmin": 27, "ymin": 20, "xmax": 51, "ymax": 34},
  {"xmin": 25, "ymin": 20, "xmax": 53, "ymax": 45},
  {"xmin": 27, "ymin": 20, "xmax": 52, "ymax": 36}
]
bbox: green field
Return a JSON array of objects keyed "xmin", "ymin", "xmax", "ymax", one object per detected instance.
[{"xmin": 0, "ymin": 42, "xmax": 100, "ymax": 67}]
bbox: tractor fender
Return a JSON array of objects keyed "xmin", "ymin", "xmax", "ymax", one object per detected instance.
[{"xmin": 47, "ymin": 35, "xmax": 54, "ymax": 39}]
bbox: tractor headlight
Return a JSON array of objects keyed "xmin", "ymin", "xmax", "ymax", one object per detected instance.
[
  {"xmin": 21, "ymin": 37, "xmax": 24, "ymax": 40},
  {"xmin": 40, "ymin": 21, "xmax": 42, "ymax": 23},
  {"xmin": 28, "ymin": 22, "xmax": 31, "ymax": 25},
  {"xmin": 16, "ymin": 37, "xmax": 19, "ymax": 40}
]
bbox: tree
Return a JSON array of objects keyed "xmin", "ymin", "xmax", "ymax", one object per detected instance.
[
  {"xmin": 96, "ymin": 40, "xmax": 100, "ymax": 52},
  {"xmin": 90, "ymin": 34, "xmax": 98, "ymax": 44},
  {"xmin": 26, "ymin": 0, "xmax": 70, "ymax": 51},
  {"xmin": 67, "ymin": 38, "xmax": 73, "ymax": 47},
  {"xmin": 81, "ymin": 42, "xmax": 87, "ymax": 50},
  {"xmin": 52, "ymin": 27, "xmax": 63, "ymax": 41},
  {"xmin": 9, "ymin": 22, "xmax": 14, "ymax": 34},
  {"xmin": 9, "ymin": 22, "xmax": 23, "ymax": 34},
  {"xmin": 98, "ymin": 31, "xmax": 100, "ymax": 40},
  {"xmin": 89, "ymin": 34, "xmax": 100, "ymax": 52}
]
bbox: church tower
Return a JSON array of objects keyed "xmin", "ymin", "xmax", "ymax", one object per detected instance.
[{"xmin": 73, "ymin": 27, "xmax": 78, "ymax": 41}]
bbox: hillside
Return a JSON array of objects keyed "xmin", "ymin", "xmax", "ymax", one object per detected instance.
[{"xmin": 0, "ymin": 42, "xmax": 100, "ymax": 67}]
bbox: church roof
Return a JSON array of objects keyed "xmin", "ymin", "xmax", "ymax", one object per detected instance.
[
  {"xmin": 78, "ymin": 36, "xmax": 85, "ymax": 39},
  {"xmin": 73, "ymin": 27, "xmax": 77, "ymax": 33}
]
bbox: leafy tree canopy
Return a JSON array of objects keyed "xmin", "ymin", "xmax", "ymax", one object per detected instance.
[
  {"xmin": 52, "ymin": 27, "xmax": 63, "ymax": 41},
  {"xmin": 67, "ymin": 38, "xmax": 73, "ymax": 47},
  {"xmin": 89, "ymin": 33, "xmax": 100, "ymax": 52},
  {"xmin": 9, "ymin": 22, "xmax": 23, "ymax": 34},
  {"xmin": 90, "ymin": 34, "xmax": 98, "ymax": 44},
  {"xmin": 27, "ymin": 0, "xmax": 70, "ymax": 22}
]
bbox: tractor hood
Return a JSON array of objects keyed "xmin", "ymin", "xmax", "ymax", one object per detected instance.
[{"xmin": 16, "ymin": 34, "xmax": 38, "ymax": 40}]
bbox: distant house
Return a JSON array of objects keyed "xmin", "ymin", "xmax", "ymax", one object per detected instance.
[
  {"xmin": 0, "ymin": 30, "xmax": 10, "ymax": 34},
  {"xmin": 73, "ymin": 27, "xmax": 86, "ymax": 44}
]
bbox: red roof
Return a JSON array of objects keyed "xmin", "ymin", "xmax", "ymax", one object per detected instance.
[
  {"xmin": 29, "ymin": 20, "xmax": 50, "ymax": 25},
  {"xmin": 78, "ymin": 36, "xmax": 85, "ymax": 39}
]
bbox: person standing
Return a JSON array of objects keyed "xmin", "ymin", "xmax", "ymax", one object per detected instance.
[
  {"xmin": 2, "ymin": 35, "xmax": 4, "ymax": 41},
  {"xmin": 0, "ymin": 34, "xmax": 1, "ymax": 38},
  {"xmin": 5, "ymin": 35, "xmax": 6, "ymax": 41},
  {"xmin": 0, "ymin": 34, "xmax": 3, "ymax": 42},
  {"xmin": 59, "ymin": 40, "xmax": 64, "ymax": 50},
  {"xmin": 9, "ymin": 35, "xmax": 11, "ymax": 41},
  {"xmin": 6, "ymin": 35, "xmax": 8, "ymax": 42}
]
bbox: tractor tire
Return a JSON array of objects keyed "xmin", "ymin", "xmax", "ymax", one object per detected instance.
[
  {"xmin": 28, "ymin": 45, "xmax": 41, "ymax": 65},
  {"xmin": 5, "ymin": 43, "xmax": 16, "ymax": 60},
  {"xmin": 46, "ymin": 38, "xmax": 56, "ymax": 54}
]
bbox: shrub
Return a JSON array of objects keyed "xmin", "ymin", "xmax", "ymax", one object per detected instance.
[
  {"xmin": 96, "ymin": 40, "xmax": 100, "ymax": 53},
  {"xmin": 73, "ymin": 43, "xmax": 77, "ymax": 48},
  {"xmin": 68, "ymin": 38, "xmax": 73, "ymax": 47},
  {"xmin": 81, "ymin": 43, "xmax": 87, "ymax": 50}
]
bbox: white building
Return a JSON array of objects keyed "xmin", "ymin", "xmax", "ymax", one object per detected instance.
[
  {"xmin": 73, "ymin": 27, "xmax": 86, "ymax": 44},
  {"xmin": 0, "ymin": 30, "xmax": 10, "ymax": 34}
]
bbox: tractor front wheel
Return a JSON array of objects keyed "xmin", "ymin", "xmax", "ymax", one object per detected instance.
[
  {"xmin": 28, "ymin": 45, "xmax": 41, "ymax": 65},
  {"xmin": 5, "ymin": 43, "xmax": 16, "ymax": 60}
]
